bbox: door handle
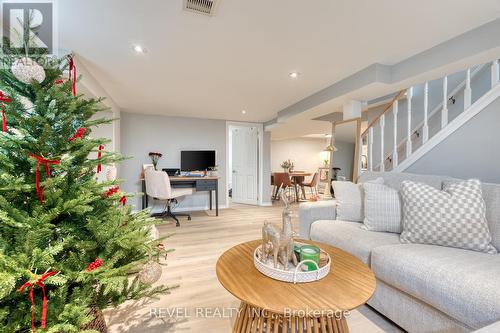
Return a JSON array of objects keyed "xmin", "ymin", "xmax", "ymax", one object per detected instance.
[{"xmin": 232, "ymin": 170, "xmax": 237, "ymax": 173}]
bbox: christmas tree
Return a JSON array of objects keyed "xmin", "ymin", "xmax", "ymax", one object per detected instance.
[{"xmin": 0, "ymin": 49, "xmax": 170, "ymax": 332}]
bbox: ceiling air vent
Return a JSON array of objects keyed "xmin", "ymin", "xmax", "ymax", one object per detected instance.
[{"xmin": 184, "ymin": 0, "xmax": 218, "ymax": 16}]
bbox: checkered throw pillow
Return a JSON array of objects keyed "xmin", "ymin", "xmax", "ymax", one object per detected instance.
[{"xmin": 400, "ymin": 179, "xmax": 497, "ymax": 254}]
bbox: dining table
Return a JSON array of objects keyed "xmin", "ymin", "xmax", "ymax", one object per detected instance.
[{"xmin": 289, "ymin": 171, "xmax": 312, "ymax": 202}]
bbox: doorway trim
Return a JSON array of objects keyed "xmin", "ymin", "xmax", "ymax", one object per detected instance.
[{"xmin": 226, "ymin": 121, "xmax": 264, "ymax": 207}]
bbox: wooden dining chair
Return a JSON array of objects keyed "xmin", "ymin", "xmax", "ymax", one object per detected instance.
[
  {"xmin": 272, "ymin": 172, "xmax": 295, "ymax": 201},
  {"xmin": 302, "ymin": 172, "xmax": 319, "ymax": 197}
]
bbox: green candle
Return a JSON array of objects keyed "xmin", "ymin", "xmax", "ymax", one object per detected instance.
[{"xmin": 300, "ymin": 245, "xmax": 320, "ymax": 271}]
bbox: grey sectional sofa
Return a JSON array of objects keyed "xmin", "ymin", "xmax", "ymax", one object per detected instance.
[{"xmin": 299, "ymin": 172, "xmax": 500, "ymax": 333}]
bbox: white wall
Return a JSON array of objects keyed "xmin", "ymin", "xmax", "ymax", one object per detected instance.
[{"xmin": 271, "ymin": 138, "xmax": 326, "ymax": 174}]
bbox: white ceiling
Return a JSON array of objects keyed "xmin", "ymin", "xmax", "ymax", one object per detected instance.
[{"xmin": 58, "ymin": 0, "xmax": 500, "ymax": 123}]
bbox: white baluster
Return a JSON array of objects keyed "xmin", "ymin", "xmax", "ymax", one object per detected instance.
[
  {"xmin": 392, "ymin": 100, "xmax": 398, "ymax": 168},
  {"xmin": 380, "ymin": 115, "xmax": 385, "ymax": 172},
  {"xmin": 406, "ymin": 87, "xmax": 413, "ymax": 158},
  {"xmin": 368, "ymin": 127, "xmax": 373, "ymax": 171},
  {"xmin": 464, "ymin": 68, "xmax": 472, "ymax": 111},
  {"xmin": 423, "ymin": 81, "xmax": 429, "ymax": 143},
  {"xmin": 441, "ymin": 76, "xmax": 448, "ymax": 129},
  {"xmin": 492, "ymin": 60, "xmax": 499, "ymax": 88}
]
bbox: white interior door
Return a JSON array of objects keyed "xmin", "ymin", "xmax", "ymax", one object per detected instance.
[{"xmin": 232, "ymin": 126, "xmax": 259, "ymax": 205}]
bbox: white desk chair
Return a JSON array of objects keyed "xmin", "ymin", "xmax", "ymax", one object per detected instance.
[{"xmin": 144, "ymin": 169, "xmax": 193, "ymax": 227}]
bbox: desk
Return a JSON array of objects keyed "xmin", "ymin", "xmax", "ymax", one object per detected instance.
[{"xmin": 142, "ymin": 176, "xmax": 219, "ymax": 216}]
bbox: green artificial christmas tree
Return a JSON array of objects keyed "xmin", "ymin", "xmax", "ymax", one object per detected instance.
[{"xmin": 0, "ymin": 50, "xmax": 171, "ymax": 332}]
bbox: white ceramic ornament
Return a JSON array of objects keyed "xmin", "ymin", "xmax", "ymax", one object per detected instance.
[
  {"xmin": 11, "ymin": 57, "xmax": 46, "ymax": 84},
  {"xmin": 106, "ymin": 165, "xmax": 117, "ymax": 181}
]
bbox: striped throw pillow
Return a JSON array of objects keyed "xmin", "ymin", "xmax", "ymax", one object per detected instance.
[{"xmin": 362, "ymin": 182, "xmax": 402, "ymax": 233}]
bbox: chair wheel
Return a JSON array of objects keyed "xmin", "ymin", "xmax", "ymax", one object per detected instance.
[
  {"xmin": 176, "ymin": 222, "xmax": 180, "ymax": 227},
  {"xmin": 188, "ymin": 216, "xmax": 192, "ymax": 221}
]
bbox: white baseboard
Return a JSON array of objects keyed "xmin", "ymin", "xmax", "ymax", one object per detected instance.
[{"xmin": 260, "ymin": 201, "xmax": 273, "ymax": 207}]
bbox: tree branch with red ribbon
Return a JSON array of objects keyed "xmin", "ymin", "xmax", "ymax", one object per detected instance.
[
  {"xmin": 18, "ymin": 271, "xmax": 58, "ymax": 332},
  {"xmin": 30, "ymin": 154, "xmax": 60, "ymax": 204},
  {"xmin": 0, "ymin": 91, "xmax": 11, "ymax": 132},
  {"xmin": 96, "ymin": 144, "xmax": 104, "ymax": 173},
  {"xmin": 67, "ymin": 55, "xmax": 77, "ymax": 96}
]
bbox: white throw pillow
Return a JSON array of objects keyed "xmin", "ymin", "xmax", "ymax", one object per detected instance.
[
  {"xmin": 400, "ymin": 179, "xmax": 497, "ymax": 254},
  {"xmin": 362, "ymin": 182, "xmax": 402, "ymax": 233},
  {"xmin": 332, "ymin": 178, "xmax": 383, "ymax": 222}
]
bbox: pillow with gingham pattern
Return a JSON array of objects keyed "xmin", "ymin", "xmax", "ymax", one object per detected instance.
[{"xmin": 400, "ymin": 179, "xmax": 497, "ymax": 254}]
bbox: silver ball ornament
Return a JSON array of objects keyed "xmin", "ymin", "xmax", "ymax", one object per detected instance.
[{"xmin": 138, "ymin": 262, "xmax": 162, "ymax": 284}]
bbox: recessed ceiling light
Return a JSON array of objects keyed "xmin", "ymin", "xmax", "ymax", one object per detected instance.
[
  {"xmin": 289, "ymin": 71, "xmax": 300, "ymax": 79},
  {"xmin": 133, "ymin": 45, "xmax": 146, "ymax": 54},
  {"xmin": 241, "ymin": 110, "xmax": 247, "ymax": 114}
]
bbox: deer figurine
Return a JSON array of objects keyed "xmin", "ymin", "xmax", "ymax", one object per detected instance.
[{"xmin": 261, "ymin": 192, "xmax": 298, "ymax": 270}]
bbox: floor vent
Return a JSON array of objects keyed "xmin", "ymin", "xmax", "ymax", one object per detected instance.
[{"xmin": 184, "ymin": 0, "xmax": 218, "ymax": 16}]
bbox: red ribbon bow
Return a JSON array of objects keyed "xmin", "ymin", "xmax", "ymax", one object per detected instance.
[
  {"xmin": 68, "ymin": 127, "xmax": 86, "ymax": 142},
  {"xmin": 30, "ymin": 154, "xmax": 60, "ymax": 204},
  {"xmin": 67, "ymin": 55, "xmax": 77, "ymax": 96},
  {"xmin": 0, "ymin": 91, "xmax": 12, "ymax": 132},
  {"xmin": 104, "ymin": 187, "xmax": 126, "ymax": 206},
  {"xmin": 96, "ymin": 145, "xmax": 104, "ymax": 173},
  {"xmin": 18, "ymin": 271, "xmax": 58, "ymax": 332},
  {"xmin": 54, "ymin": 79, "xmax": 64, "ymax": 85},
  {"xmin": 104, "ymin": 186, "xmax": 119, "ymax": 197}
]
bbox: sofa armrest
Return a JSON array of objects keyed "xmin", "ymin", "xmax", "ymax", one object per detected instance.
[
  {"xmin": 299, "ymin": 200, "xmax": 337, "ymax": 240},
  {"xmin": 473, "ymin": 321, "xmax": 500, "ymax": 333}
]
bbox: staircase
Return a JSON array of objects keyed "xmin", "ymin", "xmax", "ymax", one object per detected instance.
[{"xmin": 359, "ymin": 59, "xmax": 500, "ymax": 176}]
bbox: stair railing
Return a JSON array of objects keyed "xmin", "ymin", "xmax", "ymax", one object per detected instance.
[{"xmin": 359, "ymin": 59, "xmax": 500, "ymax": 177}]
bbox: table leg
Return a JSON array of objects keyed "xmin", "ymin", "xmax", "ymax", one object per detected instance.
[
  {"xmin": 233, "ymin": 302, "xmax": 349, "ymax": 333},
  {"xmin": 301, "ymin": 185, "xmax": 307, "ymax": 200},
  {"xmin": 215, "ymin": 186, "xmax": 219, "ymax": 216},
  {"xmin": 294, "ymin": 178, "xmax": 300, "ymax": 203},
  {"xmin": 209, "ymin": 190, "xmax": 213, "ymax": 210}
]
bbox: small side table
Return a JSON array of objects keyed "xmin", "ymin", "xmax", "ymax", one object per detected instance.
[{"xmin": 216, "ymin": 240, "xmax": 376, "ymax": 333}]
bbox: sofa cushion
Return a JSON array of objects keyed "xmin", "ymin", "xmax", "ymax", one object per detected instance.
[
  {"xmin": 400, "ymin": 179, "xmax": 496, "ymax": 254},
  {"xmin": 332, "ymin": 178, "xmax": 384, "ymax": 222},
  {"xmin": 309, "ymin": 220, "xmax": 401, "ymax": 264},
  {"xmin": 371, "ymin": 244, "xmax": 500, "ymax": 329},
  {"xmin": 482, "ymin": 183, "xmax": 500, "ymax": 251},
  {"xmin": 358, "ymin": 171, "xmax": 449, "ymax": 191},
  {"xmin": 359, "ymin": 172, "xmax": 500, "ymax": 252},
  {"xmin": 362, "ymin": 182, "xmax": 402, "ymax": 233}
]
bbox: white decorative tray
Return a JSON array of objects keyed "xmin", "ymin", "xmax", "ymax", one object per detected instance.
[{"xmin": 253, "ymin": 243, "xmax": 331, "ymax": 284}]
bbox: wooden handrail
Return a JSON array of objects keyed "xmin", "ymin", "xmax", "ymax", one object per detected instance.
[{"xmin": 361, "ymin": 90, "xmax": 405, "ymax": 137}]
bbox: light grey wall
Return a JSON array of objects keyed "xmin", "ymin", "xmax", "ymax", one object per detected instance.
[
  {"xmin": 120, "ymin": 112, "xmax": 227, "ymax": 211},
  {"xmin": 406, "ymin": 95, "xmax": 500, "ymax": 183},
  {"xmin": 332, "ymin": 140, "xmax": 355, "ymax": 181}
]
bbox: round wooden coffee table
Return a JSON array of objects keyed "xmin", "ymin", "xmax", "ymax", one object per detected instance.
[{"xmin": 216, "ymin": 240, "xmax": 376, "ymax": 333}]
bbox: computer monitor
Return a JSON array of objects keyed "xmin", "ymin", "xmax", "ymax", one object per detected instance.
[{"xmin": 181, "ymin": 150, "xmax": 216, "ymax": 171}]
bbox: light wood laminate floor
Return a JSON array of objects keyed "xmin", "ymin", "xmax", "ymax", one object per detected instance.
[{"xmin": 105, "ymin": 202, "xmax": 404, "ymax": 333}]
